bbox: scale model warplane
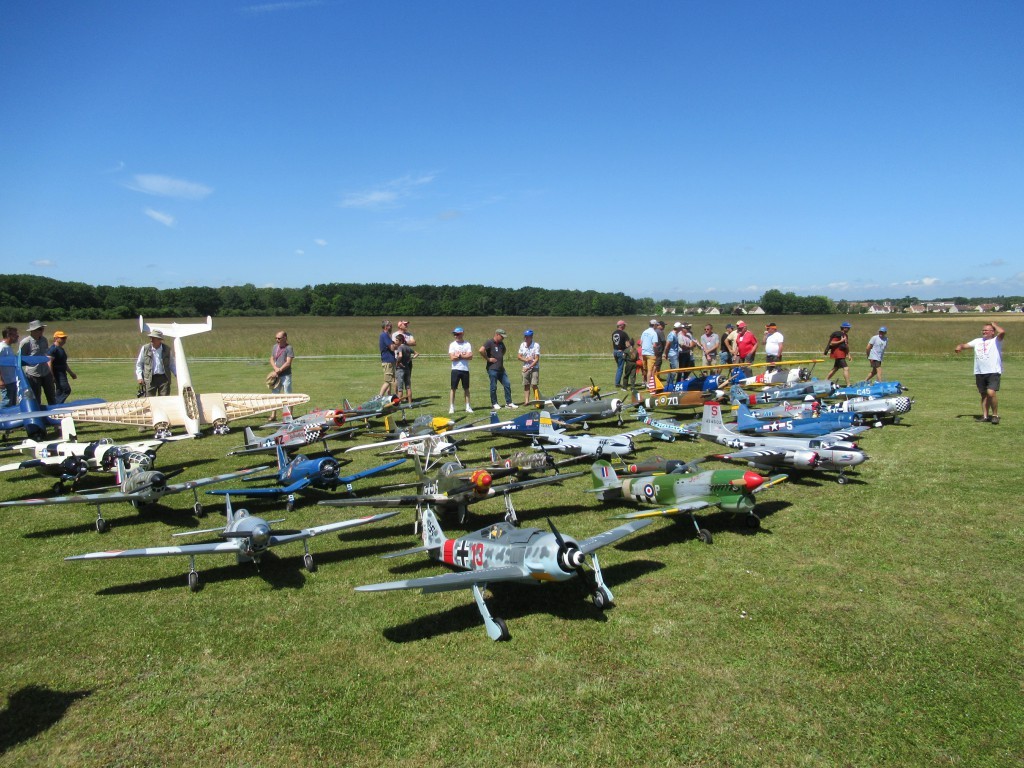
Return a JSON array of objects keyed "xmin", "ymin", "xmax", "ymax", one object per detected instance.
[
  {"xmin": 355, "ymin": 505, "xmax": 653, "ymax": 641},
  {"xmin": 531, "ymin": 411, "xmax": 644, "ymax": 458},
  {"xmin": 699, "ymin": 402, "xmax": 868, "ymax": 484},
  {"xmin": 52, "ymin": 316, "xmax": 309, "ymax": 437},
  {"xmin": 734, "ymin": 403, "xmax": 871, "ymax": 438},
  {"xmin": 65, "ymin": 493, "xmax": 400, "ymax": 592},
  {"xmin": 0, "ymin": 354, "xmax": 104, "ymax": 438},
  {"xmin": 588, "ymin": 459, "xmax": 787, "ymax": 543},
  {"xmin": 226, "ymin": 421, "xmax": 361, "ymax": 457},
  {"xmin": 0, "ymin": 455, "xmax": 269, "ymax": 532}
]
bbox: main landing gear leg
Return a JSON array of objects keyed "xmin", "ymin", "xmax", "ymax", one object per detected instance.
[
  {"xmin": 691, "ymin": 514, "xmax": 713, "ymax": 544},
  {"xmin": 503, "ymin": 494, "xmax": 519, "ymax": 525},
  {"xmin": 472, "ymin": 583, "xmax": 510, "ymax": 641},
  {"xmin": 589, "ymin": 552, "xmax": 614, "ymax": 608}
]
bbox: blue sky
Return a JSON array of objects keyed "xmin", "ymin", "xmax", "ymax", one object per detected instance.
[{"xmin": 1, "ymin": 1, "xmax": 1021, "ymax": 302}]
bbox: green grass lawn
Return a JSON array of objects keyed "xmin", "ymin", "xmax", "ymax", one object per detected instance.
[{"xmin": 0, "ymin": 317, "xmax": 1020, "ymax": 767}]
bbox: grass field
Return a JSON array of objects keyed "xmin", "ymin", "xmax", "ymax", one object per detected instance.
[{"xmin": 1, "ymin": 316, "xmax": 1021, "ymax": 767}]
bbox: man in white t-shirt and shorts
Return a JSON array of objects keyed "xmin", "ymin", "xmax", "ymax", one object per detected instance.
[
  {"xmin": 955, "ymin": 321, "xmax": 1005, "ymax": 424},
  {"xmin": 448, "ymin": 327, "xmax": 474, "ymax": 414}
]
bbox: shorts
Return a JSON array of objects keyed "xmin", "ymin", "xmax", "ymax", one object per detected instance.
[
  {"xmin": 397, "ymin": 367, "xmax": 412, "ymax": 390},
  {"xmin": 450, "ymin": 369, "xmax": 470, "ymax": 391},
  {"xmin": 381, "ymin": 362, "xmax": 395, "ymax": 383},
  {"xmin": 765, "ymin": 354, "xmax": 780, "ymax": 364},
  {"xmin": 868, "ymin": 359, "xmax": 882, "ymax": 370},
  {"xmin": 976, "ymin": 372, "xmax": 1001, "ymax": 394},
  {"xmin": 522, "ymin": 368, "xmax": 539, "ymax": 388},
  {"xmin": 831, "ymin": 358, "xmax": 849, "ymax": 370}
]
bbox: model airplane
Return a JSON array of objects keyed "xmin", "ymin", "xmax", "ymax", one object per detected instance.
[
  {"xmin": 730, "ymin": 359, "xmax": 824, "ymax": 388},
  {"xmin": 699, "ymin": 402, "xmax": 868, "ymax": 484},
  {"xmin": 484, "ymin": 409, "xmax": 581, "ymax": 439},
  {"xmin": 819, "ymin": 395, "xmax": 913, "ymax": 422},
  {"xmin": 226, "ymin": 421, "xmax": 361, "ymax": 457},
  {"xmin": 830, "ymin": 381, "xmax": 907, "ymax": 398},
  {"xmin": 52, "ymin": 316, "xmax": 309, "ymax": 437},
  {"xmin": 341, "ymin": 394, "xmax": 428, "ymax": 420},
  {"xmin": 734, "ymin": 403, "xmax": 871, "ymax": 438},
  {"xmin": 531, "ymin": 411, "xmax": 644, "ymax": 458},
  {"xmin": 731, "ymin": 379, "xmax": 836, "ymax": 405},
  {"xmin": 634, "ymin": 405, "xmax": 699, "ymax": 442},
  {"xmin": 320, "ymin": 452, "xmax": 584, "ymax": 525},
  {"xmin": 368, "ymin": 413, "xmax": 459, "ymax": 440},
  {"xmin": 486, "ymin": 447, "xmax": 584, "ymax": 477},
  {"xmin": 588, "ymin": 459, "xmax": 787, "ymax": 543},
  {"xmin": 549, "ymin": 396, "xmax": 626, "ymax": 426},
  {"xmin": 210, "ymin": 445, "xmax": 406, "ymax": 511},
  {"xmin": 0, "ymin": 354, "xmax": 104, "ymax": 438},
  {"xmin": 0, "ymin": 417, "xmax": 170, "ymax": 490},
  {"xmin": 0, "ymin": 455, "xmax": 269, "ymax": 532},
  {"xmin": 355, "ymin": 505, "xmax": 653, "ymax": 641},
  {"xmin": 526, "ymin": 379, "xmax": 601, "ymax": 408},
  {"xmin": 65, "ymin": 493, "xmax": 400, "ymax": 592}
]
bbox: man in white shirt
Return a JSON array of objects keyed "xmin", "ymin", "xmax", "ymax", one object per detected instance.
[
  {"xmin": 448, "ymin": 327, "xmax": 474, "ymax": 414},
  {"xmin": 764, "ymin": 323, "xmax": 784, "ymax": 372},
  {"xmin": 135, "ymin": 330, "xmax": 176, "ymax": 396},
  {"xmin": 955, "ymin": 321, "xmax": 1005, "ymax": 424},
  {"xmin": 517, "ymin": 330, "xmax": 541, "ymax": 404}
]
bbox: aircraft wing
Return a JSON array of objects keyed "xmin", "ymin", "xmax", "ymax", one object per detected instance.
[
  {"xmin": 612, "ymin": 498, "xmax": 719, "ymax": 520},
  {"xmin": 269, "ymin": 510, "xmax": 401, "ymax": 546},
  {"xmin": 755, "ymin": 474, "xmax": 788, "ymax": 492},
  {"xmin": 356, "ymin": 565, "xmax": 530, "ymax": 594},
  {"xmin": 0, "ymin": 489, "xmax": 147, "ymax": 508},
  {"xmin": 66, "ymin": 540, "xmax": 241, "ymax": 561},
  {"xmin": 820, "ymin": 427, "xmax": 870, "ymax": 442},
  {"xmin": 318, "ymin": 493, "xmax": 438, "ymax": 509},
  {"xmin": 164, "ymin": 465, "xmax": 272, "ymax": 495},
  {"xmin": 0, "ymin": 457, "xmax": 61, "ymax": 473},
  {"xmin": 577, "ymin": 519, "xmax": 654, "ymax": 554},
  {"xmin": 58, "ymin": 398, "xmax": 159, "ymax": 428},
  {"xmin": 713, "ymin": 448, "xmax": 786, "ymax": 462},
  {"xmin": 215, "ymin": 393, "xmax": 311, "ymax": 421},
  {"xmin": 338, "ymin": 458, "xmax": 407, "ymax": 482},
  {"xmin": 495, "ymin": 471, "xmax": 587, "ymax": 494},
  {"xmin": 346, "ymin": 423, "xmax": 512, "ymax": 453}
]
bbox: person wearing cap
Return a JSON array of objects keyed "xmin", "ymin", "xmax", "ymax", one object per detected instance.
[
  {"xmin": 955, "ymin": 321, "xmax": 1005, "ymax": 424},
  {"xmin": 19, "ymin": 319, "xmax": 58, "ymax": 405},
  {"xmin": 764, "ymin": 322, "xmax": 784, "ymax": 372},
  {"xmin": 517, "ymin": 330, "xmax": 541, "ymax": 404},
  {"xmin": 865, "ymin": 327, "xmax": 889, "ymax": 383},
  {"xmin": 393, "ymin": 320, "xmax": 416, "ymax": 348},
  {"xmin": 135, "ymin": 328, "xmax": 176, "ymax": 397},
  {"xmin": 664, "ymin": 323, "xmax": 682, "ymax": 388},
  {"xmin": 480, "ymin": 329, "xmax": 516, "ymax": 410},
  {"xmin": 448, "ymin": 327, "xmax": 474, "ymax": 414},
  {"xmin": 678, "ymin": 323, "xmax": 699, "ymax": 379},
  {"xmin": 611, "ymin": 320, "xmax": 630, "ymax": 388},
  {"xmin": 825, "ymin": 321, "xmax": 853, "ymax": 386},
  {"xmin": 47, "ymin": 330, "xmax": 77, "ymax": 404},
  {"xmin": 721, "ymin": 323, "xmax": 738, "ymax": 364},
  {"xmin": 0, "ymin": 326, "xmax": 20, "ymax": 407},
  {"xmin": 394, "ymin": 333, "xmax": 418, "ymax": 405},
  {"xmin": 378, "ymin": 320, "xmax": 397, "ymax": 397},
  {"xmin": 734, "ymin": 320, "xmax": 758, "ymax": 374}
]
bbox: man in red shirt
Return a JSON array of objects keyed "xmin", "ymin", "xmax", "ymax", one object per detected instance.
[
  {"xmin": 734, "ymin": 320, "xmax": 758, "ymax": 375},
  {"xmin": 825, "ymin": 321, "xmax": 852, "ymax": 386}
]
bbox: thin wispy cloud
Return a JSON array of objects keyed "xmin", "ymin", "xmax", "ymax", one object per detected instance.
[
  {"xmin": 979, "ymin": 258, "xmax": 1006, "ymax": 268},
  {"xmin": 32, "ymin": 259, "xmax": 54, "ymax": 268},
  {"xmin": 242, "ymin": 0, "xmax": 322, "ymax": 14},
  {"xmin": 340, "ymin": 173, "xmax": 437, "ymax": 210},
  {"xmin": 126, "ymin": 174, "xmax": 213, "ymax": 200},
  {"xmin": 145, "ymin": 208, "xmax": 176, "ymax": 227},
  {"xmin": 314, "ymin": 239, "xmax": 327, "ymax": 246}
]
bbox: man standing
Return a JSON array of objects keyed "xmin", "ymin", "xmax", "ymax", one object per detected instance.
[
  {"xmin": 734, "ymin": 320, "xmax": 759, "ymax": 372},
  {"xmin": 268, "ymin": 330, "xmax": 294, "ymax": 421},
  {"xmin": 20, "ymin": 320, "xmax": 57, "ymax": 405},
  {"xmin": 955, "ymin": 321, "xmax": 1005, "ymax": 424},
  {"xmin": 865, "ymin": 327, "xmax": 888, "ymax": 382},
  {"xmin": 517, "ymin": 329, "xmax": 541, "ymax": 405},
  {"xmin": 394, "ymin": 319, "xmax": 416, "ymax": 348},
  {"xmin": 135, "ymin": 329, "xmax": 175, "ymax": 396},
  {"xmin": 47, "ymin": 330, "xmax": 77, "ymax": 404},
  {"xmin": 0, "ymin": 326, "xmax": 20, "ymax": 407},
  {"xmin": 611, "ymin": 320, "xmax": 630, "ymax": 387},
  {"xmin": 722, "ymin": 323, "xmax": 738, "ymax": 364},
  {"xmin": 764, "ymin": 323, "xmax": 784, "ymax": 372},
  {"xmin": 700, "ymin": 323, "xmax": 720, "ymax": 366},
  {"xmin": 378, "ymin": 320, "xmax": 397, "ymax": 397},
  {"xmin": 825, "ymin": 321, "xmax": 852, "ymax": 386},
  {"xmin": 678, "ymin": 323, "xmax": 699, "ymax": 378},
  {"xmin": 448, "ymin": 327, "xmax": 474, "ymax": 414},
  {"xmin": 480, "ymin": 329, "xmax": 516, "ymax": 410},
  {"xmin": 639, "ymin": 320, "xmax": 659, "ymax": 390}
]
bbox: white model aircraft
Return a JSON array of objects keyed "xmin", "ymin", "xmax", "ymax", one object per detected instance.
[{"xmin": 55, "ymin": 316, "xmax": 309, "ymax": 438}]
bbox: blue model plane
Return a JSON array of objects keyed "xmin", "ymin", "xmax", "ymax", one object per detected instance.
[
  {"xmin": 0, "ymin": 354, "xmax": 103, "ymax": 438},
  {"xmin": 734, "ymin": 403, "xmax": 869, "ymax": 438},
  {"xmin": 829, "ymin": 381, "xmax": 907, "ymax": 398},
  {"xmin": 484, "ymin": 409, "xmax": 583, "ymax": 439},
  {"xmin": 210, "ymin": 444, "xmax": 406, "ymax": 511}
]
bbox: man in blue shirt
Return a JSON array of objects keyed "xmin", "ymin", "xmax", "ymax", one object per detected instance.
[{"xmin": 378, "ymin": 320, "xmax": 397, "ymax": 397}]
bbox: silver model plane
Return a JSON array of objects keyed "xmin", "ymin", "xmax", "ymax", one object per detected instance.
[
  {"xmin": 531, "ymin": 410, "xmax": 646, "ymax": 458},
  {"xmin": 66, "ymin": 494, "xmax": 400, "ymax": 591},
  {"xmin": 355, "ymin": 505, "xmax": 653, "ymax": 641}
]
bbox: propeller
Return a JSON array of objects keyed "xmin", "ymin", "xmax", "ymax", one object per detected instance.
[
  {"xmin": 547, "ymin": 517, "xmax": 587, "ymax": 581},
  {"xmin": 59, "ymin": 455, "xmax": 89, "ymax": 482},
  {"xmin": 319, "ymin": 457, "xmax": 340, "ymax": 482}
]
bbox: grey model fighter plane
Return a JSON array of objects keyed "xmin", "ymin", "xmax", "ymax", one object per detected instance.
[
  {"xmin": 531, "ymin": 411, "xmax": 645, "ymax": 458},
  {"xmin": 0, "ymin": 455, "xmax": 269, "ymax": 532},
  {"xmin": 66, "ymin": 494, "xmax": 400, "ymax": 591},
  {"xmin": 698, "ymin": 402, "xmax": 868, "ymax": 484},
  {"xmin": 355, "ymin": 505, "xmax": 653, "ymax": 641}
]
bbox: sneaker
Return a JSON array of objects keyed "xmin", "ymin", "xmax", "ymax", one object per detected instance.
[
  {"xmin": 991, "ymin": 416, "xmax": 1000, "ymax": 425},
  {"xmin": 492, "ymin": 403, "xmax": 502, "ymax": 411},
  {"xmin": 465, "ymin": 406, "xmax": 474, "ymax": 413},
  {"xmin": 506, "ymin": 403, "xmax": 518, "ymax": 409},
  {"xmin": 975, "ymin": 415, "xmax": 990, "ymax": 422},
  {"xmin": 448, "ymin": 405, "xmax": 455, "ymax": 415}
]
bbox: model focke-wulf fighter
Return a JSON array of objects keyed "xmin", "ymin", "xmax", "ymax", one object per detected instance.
[{"xmin": 355, "ymin": 504, "xmax": 653, "ymax": 641}]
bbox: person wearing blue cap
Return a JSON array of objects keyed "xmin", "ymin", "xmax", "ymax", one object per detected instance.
[
  {"xmin": 517, "ymin": 329, "xmax": 541, "ymax": 404},
  {"xmin": 865, "ymin": 326, "xmax": 888, "ymax": 382},
  {"xmin": 825, "ymin": 320, "xmax": 852, "ymax": 386},
  {"xmin": 448, "ymin": 327, "xmax": 474, "ymax": 414}
]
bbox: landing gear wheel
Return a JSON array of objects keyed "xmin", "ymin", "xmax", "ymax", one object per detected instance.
[
  {"xmin": 53, "ymin": 482, "xmax": 63, "ymax": 493},
  {"xmin": 697, "ymin": 528, "xmax": 713, "ymax": 545},
  {"xmin": 303, "ymin": 553, "xmax": 316, "ymax": 573},
  {"xmin": 494, "ymin": 617, "xmax": 511, "ymax": 642},
  {"xmin": 836, "ymin": 474, "xmax": 848, "ymax": 485},
  {"xmin": 744, "ymin": 515, "xmax": 761, "ymax": 529},
  {"xmin": 96, "ymin": 517, "xmax": 109, "ymax": 534},
  {"xmin": 593, "ymin": 587, "xmax": 612, "ymax": 610},
  {"xmin": 213, "ymin": 420, "xmax": 230, "ymax": 435},
  {"xmin": 187, "ymin": 571, "xmax": 200, "ymax": 592},
  {"xmin": 193, "ymin": 502, "xmax": 205, "ymax": 518},
  {"xmin": 286, "ymin": 499, "xmax": 295, "ymax": 513}
]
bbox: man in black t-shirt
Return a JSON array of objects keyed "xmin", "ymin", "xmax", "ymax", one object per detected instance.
[
  {"xmin": 479, "ymin": 329, "xmax": 516, "ymax": 410},
  {"xmin": 611, "ymin": 320, "xmax": 631, "ymax": 387}
]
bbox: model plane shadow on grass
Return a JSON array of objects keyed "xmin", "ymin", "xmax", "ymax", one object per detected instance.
[
  {"xmin": 0, "ymin": 685, "xmax": 92, "ymax": 756},
  {"xmin": 380, "ymin": 559, "xmax": 666, "ymax": 643},
  {"xmin": 22, "ymin": 503, "xmax": 215, "ymax": 540},
  {"xmin": 613, "ymin": 499, "xmax": 793, "ymax": 551}
]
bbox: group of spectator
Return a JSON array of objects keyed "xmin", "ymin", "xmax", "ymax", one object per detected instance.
[{"xmin": 0, "ymin": 320, "xmax": 78, "ymax": 408}]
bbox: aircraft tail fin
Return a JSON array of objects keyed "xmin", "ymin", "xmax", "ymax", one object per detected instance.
[
  {"xmin": 701, "ymin": 401, "xmax": 727, "ymax": 437},
  {"xmin": 275, "ymin": 444, "xmax": 288, "ymax": 472},
  {"xmin": 589, "ymin": 460, "xmax": 622, "ymax": 500},
  {"xmin": 537, "ymin": 410, "xmax": 559, "ymax": 436},
  {"xmin": 383, "ymin": 414, "xmax": 393, "ymax": 434},
  {"xmin": 418, "ymin": 504, "xmax": 447, "ymax": 551},
  {"xmin": 139, "ymin": 315, "xmax": 213, "ymax": 339},
  {"xmin": 489, "ymin": 447, "xmax": 503, "ymax": 465},
  {"xmin": 114, "ymin": 454, "xmax": 128, "ymax": 485},
  {"xmin": 60, "ymin": 416, "xmax": 77, "ymax": 442},
  {"xmin": 735, "ymin": 402, "xmax": 757, "ymax": 430},
  {"xmin": 243, "ymin": 426, "xmax": 258, "ymax": 448},
  {"xmin": 224, "ymin": 493, "xmax": 236, "ymax": 527},
  {"xmin": 343, "ymin": 398, "xmax": 353, "ymax": 412}
]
